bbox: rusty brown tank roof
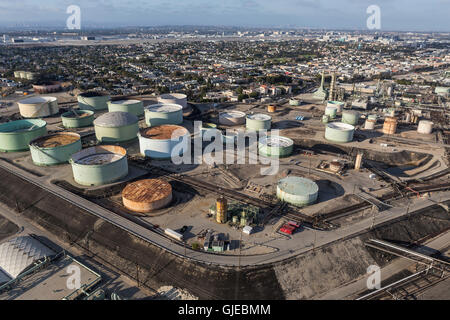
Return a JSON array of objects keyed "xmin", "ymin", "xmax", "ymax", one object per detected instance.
[
  {"xmin": 140, "ymin": 125, "xmax": 188, "ymax": 140},
  {"xmin": 122, "ymin": 179, "xmax": 172, "ymax": 203}
]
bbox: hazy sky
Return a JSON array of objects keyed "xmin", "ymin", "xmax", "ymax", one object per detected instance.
[{"xmin": 0, "ymin": 0, "xmax": 449, "ymax": 31}]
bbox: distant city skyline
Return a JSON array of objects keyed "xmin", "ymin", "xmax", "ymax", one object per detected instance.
[{"xmin": 0, "ymin": 0, "xmax": 449, "ymax": 32}]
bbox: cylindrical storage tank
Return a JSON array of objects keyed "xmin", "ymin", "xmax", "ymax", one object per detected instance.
[
  {"xmin": 322, "ymin": 115, "xmax": 329, "ymax": 123},
  {"xmin": 276, "ymin": 176, "xmax": 319, "ymax": 207},
  {"xmin": 342, "ymin": 110, "xmax": 360, "ymax": 126},
  {"xmin": 267, "ymin": 105, "xmax": 276, "ymax": 113},
  {"xmin": 246, "ymin": 114, "xmax": 272, "ymax": 131},
  {"xmin": 32, "ymin": 82, "xmax": 62, "ymax": 94},
  {"xmin": 157, "ymin": 93, "xmax": 187, "ymax": 110},
  {"xmin": 386, "ymin": 108, "xmax": 396, "ymax": 117},
  {"xmin": 144, "ymin": 104, "xmax": 183, "ymax": 127},
  {"xmin": 383, "ymin": 117, "xmax": 398, "ymax": 135},
  {"xmin": 201, "ymin": 123, "xmax": 219, "ymax": 138},
  {"xmin": 17, "ymin": 96, "xmax": 59, "ymax": 118},
  {"xmin": 0, "ymin": 119, "xmax": 47, "ymax": 152},
  {"xmin": 94, "ymin": 112, "xmax": 139, "ymax": 143},
  {"xmin": 258, "ymin": 135, "xmax": 294, "ymax": 158},
  {"xmin": 61, "ymin": 110, "xmax": 94, "ymax": 128},
  {"xmin": 139, "ymin": 125, "xmax": 189, "ymax": 159},
  {"xmin": 219, "ymin": 111, "xmax": 246, "ymax": 126},
  {"xmin": 232, "ymin": 216, "xmax": 238, "ymax": 224},
  {"xmin": 289, "ymin": 99, "xmax": 300, "ymax": 106},
  {"xmin": 368, "ymin": 114, "xmax": 377, "ymax": 121},
  {"xmin": 325, "ymin": 122, "xmax": 355, "ymax": 143},
  {"xmin": 417, "ymin": 120, "xmax": 433, "ymax": 134},
  {"xmin": 364, "ymin": 119, "xmax": 376, "ymax": 130},
  {"xmin": 122, "ymin": 179, "xmax": 172, "ymax": 213},
  {"xmin": 77, "ymin": 92, "xmax": 110, "ymax": 111},
  {"xmin": 69, "ymin": 145, "xmax": 128, "ymax": 186},
  {"xmin": 108, "ymin": 99, "xmax": 144, "ymax": 117},
  {"xmin": 405, "ymin": 113, "xmax": 411, "ymax": 123},
  {"xmin": 29, "ymin": 132, "xmax": 81, "ymax": 166},
  {"xmin": 325, "ymin": 106, "xmax": 337, "ymax": 119},
  {"xmin": 216, "ymin": 196, "xmax": 228, "ymax": 224},
  {"xmin": 327, "ymin": 101, "xmax": 344, "ymax": 113}
]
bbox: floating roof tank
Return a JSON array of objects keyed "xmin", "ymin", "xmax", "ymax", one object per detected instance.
[
  {"xmin": 219, "ymin": 111, "xmax": 246, "ymax": 126},
  {"xmin": 61, "ymin": 110, "xmax": 94, "ymax": 128},
  {"xmin": 277, "ymin": 176, "xmax": 319, "ymax": 207},
  {"xmin": 258, "ymin": 135, "xmax": 294, "ymax": 158},
  {"xmin": 108, "ymin": 99, "xmax": 144, "ymax": 117},
  {"xmin": 158, "ymin": 93, "xmax": 188, "ymax": 109},
  {"xmin": 139, "ymin": 124, "xmax": 189, "ymax": 159},
  {"xmin": 246, "ymin": 114, "xmax": 272, "ymax": 131},
  {"xmin": 17, "ymin": 96, "xmax": 59, "ymax": 118},
  {"xmin": 70, "ymin": 145, "xmax": 128, "ymax": 186},
  {"xmin": 325, "ymin": 122, "xmax": 355, "ymax": 143},
  {"xmin": 144, "ymin": 103, "xmax": 183, "ymax": 127},
  {"xmin": 94, "ymin": 111, "xmax": 139, "ymax": 143},
  {"xmin": 122, "ymin": 179, "xmax": 173, "ymax": 213},
  {"xmin": 0, "ymin": 119, "xmax": 47, "ymax": 152},
  {"xmin": 77, "ymin": 92, "xmax": 110, "ymax": 111},
  {"xmin": 29, "ymin": 132, "xmax": 81, "ymax": 166}
]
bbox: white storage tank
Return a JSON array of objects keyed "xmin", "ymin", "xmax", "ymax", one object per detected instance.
[
  {"xmin": 219, "ymin": 111, "xmax": 246, "ymax": 126},
  {"xmin": 158, "ymin": 93, "xmax": 188, "ymax": 110},
  {"xmin": 139, "ymin": 125, "xmax": 190, "ymax": 159},
  {"xmin": 17, "ymin": 96, "xmax": 59, "ymax": 118},
  {"xmin": 325, "ymin": 122, "xmax": 355, "ymax": 143},
  {"xmin": 417, "ymin": 120, "xmax": 433, "ymax": 134},
  {"xmin": 144, "ymin": 104, "xmax": 183, "ymax": 127}
]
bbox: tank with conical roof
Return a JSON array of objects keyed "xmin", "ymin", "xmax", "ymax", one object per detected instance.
[{"xmin": 94, "ymin": 111, "xmax": 139, "ymax": 143}]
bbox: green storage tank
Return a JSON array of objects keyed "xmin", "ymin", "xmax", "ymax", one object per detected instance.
[
  {"xmin": 78, "ymin": 92, "xmax": 110, "ymax": 111},
  {"xmin": 325, "ymin": 122, "xmax": 355, "ymax": 143},
  {"xmin": 246, "ymin": 114, "xmax": 272, "ymax": 131},
  {"xmin": 342, "ymin": 110, "xmax": 360, "ymax": 125},
  {"xmin": 144, "ymin": 104, "xmax": 183, "ymax": 127},
  {"xmin": 29, "ymin": 132, "xmax": 82, "ymax": 166},
  {"xmin": 277, "ymin": 176, "xmax": 319, "ymax": 207},
  {"xmin": 258, "ymin": 135, "xmax": 294, "ymax": 158},
  {"xmin": 94, "ymin": 111, "xmax": 139, "ymax": 143},
  {"xmin": 61, "ymin": 110, "xmax": 94, "ymax": 128},
  {"xmin": 325, "ymin": 106, "xmax": 337, "ymax": 119},
  {"xmin": 0, "ymin": 119, "xmax": 47, "ymax": 152},
  {"xmin": 108, "ymin": 100, "xmax": 144, "ymax": 117}
]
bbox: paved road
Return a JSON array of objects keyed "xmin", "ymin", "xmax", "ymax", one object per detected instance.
[{"xmin": 0, "ymin": 159, "xmax": 449, "ymax": 267}]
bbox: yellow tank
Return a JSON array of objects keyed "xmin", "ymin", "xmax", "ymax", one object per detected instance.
[{"xmin": 216, "ymin": 196, "xmax": 228, "ymax": 224}]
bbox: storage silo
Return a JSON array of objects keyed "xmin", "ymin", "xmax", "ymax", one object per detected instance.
[
  {"xmin": 17, "ymin": 96, "xmax": 59, "ymax": 118},
  {"xmin": 417, "ymin": 120, "xmax": 433, "ymax": 134},
  {"xmin": 158, "ymin": 93, "xmax": 188, "ymax": 110},
  {"xmin": 276, "ymin": 176, "xmax": 319, "ymax": 207},
  {"xmin": 246, "ymin": 114, "xmax": 272, "ymax": 131},
  {"xmin": 383, "ymin": 117, "xmax": 398, "ymax": 135},
  {"xmin": 325, "ymin": 106, "xmax": 337, "ymax": 119},
  {"xmin": 342, "ymin": 110, "xmax": 360, "ymax": 126},
  {"xmin": 18, "ymin": 71, "xmax": 27, "ymax": 79},
  {"xmin": 216, "ymin": 196, "xmax": 228, "ymax": 224},
  {"xmin": 139, "ymin": 125, "xmax": 189, "ymax": 159},
  {"xmin": 144, "ymin": 104, "xmax": 183, "ymax": 127},
  {"xmin": 219, "ymin": 111, "xmax": 246, "ymax": 126},
  {"xmin": 258, "ymin": 135, "xmax": 294, "ymax": 158},
  {"xmin": 70, "ymin": 145, "xmax": 128, "ymax": 186},
  {"xmin": 94, "ymin": 112, "xmax": 139, "ymax": 143},
  {"xmin": 29, "ymin": 132, "xmax": 81, "ymax": 166},
  {"xmin": 325, "ymin": 122, "xmax": 355, "ymax": 143},
  {"xmin": 326, "ymin": 101, "xmax": 344, "ymax": 113},
  {"xmin": 78, "ymin": 92, "xmax": 110, "ymax": 111},
  {"xmin": 108, "ymin": 100, "xmax": 144, "ymax": 117},
  {"xmin": 122, "ymin": 179, "xmax": 172, "ymax": 213},
  {"xmin": 25, "ymin": 72, "xmax": 37, "ymax": 81},
  {"xmin": 0, "ymin": 119, "xmax": 47, "ymax": 152},
  {"xmin": 61, "ymin": 110, "xmax": 94, "ymax": 128}
]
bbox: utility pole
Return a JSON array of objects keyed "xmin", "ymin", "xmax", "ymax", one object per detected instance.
[
  {"xmin": 238, "ymin": 230, "xmax": 243, "ymax": 269},
  {"xmin": 370, "ymin": 205, "xmax": 376, "ymax": 230}
]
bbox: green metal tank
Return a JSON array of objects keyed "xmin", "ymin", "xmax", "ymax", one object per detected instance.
[
  {"xmin": 107, "ymin": 100, "xmax": 144, "ymax": 117},
  {"xmin": 325, "ymin": 122, "xmax": 355, "ymax": 143},
  {"xmin": 277, "ymin": 176, "xmax": 319, "ymax": 207},
  {"xmin": 322, "ymin": 115, "xmax": 329, "ymax": 123},
  {"xmin": 342, "ymin": 110, "xmax": 360, "ymax": 125},
  {"xmin": 0, "ymin": 119, "xmax": 47, "ymax": 152},
  {"xmin": 246, "ymin": 114, "xmax": 272, "ymax": 131},
  {"xmin": 325, "ymin": 106, "xmax": 337, "ymax": 119},
  {"xmin": 258, "ymin": 135, "xmax": 294, "ymax": 158},
  {"xmin": 61, "ymin": 110, "xmax": 95, "ymax": 128},
  {"xmin": 29, "ymin": 132, "xmax": 82, "ymax": 166},
  {"xmin": 78, "ymin": 92, "xmax": 110, "ymax": 111},
  {"xmin": 144, "ymin": 104, "xmax": 183, "ymax": 127},
  {"xmin": 94, "ymin": 112, "xmax": 139, "ymax": 143}
]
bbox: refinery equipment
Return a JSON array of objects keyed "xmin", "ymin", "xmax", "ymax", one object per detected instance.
[
  {"xmin": 364, "ymin": 119, "xmax": 376, "ymax": 130},
  {"xmin": 417, "ymin": 120, "xmax": 433, "ymax": 134},
  {"xmin": 139, "ymin": 124, "xmax": 189, "ymax": 159},
  {"xmin": 78, "ymin": 92, "xmax": 110, "ymax": 111},
  {"xmin": 17, "ymin": 96, "xmax": 59, "ymax": 118},
  {"xmin": 69, "ymin": 145, "xmax": 128, "ymax": 186},
  {"xmin": 325, "ymin": 122, "xmax": 355, "ymax": 143},
  {"xmin": 246, "ymin": 114, "xmax": 272, "ymax": 131},
  {"xmin": 94, "ymin": 112, "xmax": 139, "ymax": 143},
  {"xmin": 342, "ymin": 110, "xmax": 360, "ymax": 126},
  {"xmin": 325, "ymin": 106, "xmax": 337, "ymax": 119},
  {"xmin": 267, "ymin": 105, "xmax": 277, "ymax": 113},
  {"xmin": 326, "ymin": 101, "xmax": 344, "ymax": 113},
  {"xmin": 218, "ymin": 111, "xmax": 246, "ymax": 126},
  {"xmin": 276, "ymin": 176, "xmax": 319, "ymax": 207},
  {"xmin": 122, "ymin": 179, "xmax": 173, "ymax": 213},
  {"xmin": 216, "ymin": 196, "xmax": 228, "ymax": 224},
  {"xmin": 29, "ymin": 132, "xmax": 81, "ymax": 166},
  {"xmin": 61, "ymin": 110, "xmax": 95, "ymax": 128},
  {"xmin": 108, "ymin": 100, "xmax": 144, "ymax": 117},
  {"xmin": 383, "ymin": 117, "xmax": 398, "ymax": 135},
  {"xmin": 158, "ymin": 93, "xmax": 188, "ymax": 110},
  {"xmin": 145, "ymin": 104, "xmax": 183, "ymax": 127},
  {"xmin": 313, "ymin": 71, "xmax": 328, "ymax": 100},
  {"xmin": 0, "ymin": 119, "xmax": 47, "ymax": 152},
  {"xmin": 258, "ymin": 135, "xmax": 294, "ymax": 158}
]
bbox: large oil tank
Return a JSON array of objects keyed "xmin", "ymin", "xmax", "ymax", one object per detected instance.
[
  {"xmin": 342, "ymin": 110, "xmax": 360, "ymax": 126},
  {"xmin": 417, "ymin": 120, "xmax": 433, "ymax": 134},
  {"xmin": 383, "ymin": 117, "xmax": 398, "ymax": 135},
  {"xmin": 246, "ymin": 114, "xmax": 272, "ymax": 131},
  {"xmin": 325, "ymin": 106, "xmax": 337, "ymax": 119},
  {"xmin": 325, "ymin": 122, "xmax": 355, "ymax": 143},
  {"xmin": 17, "ymin": 96, "xmax": 59, "ymax": 118},
  {"xmin": 122, "ymin": 179, "xmax": 172, "ymax": 213},
  {"xmin": 326, "ymin": 101, "xmax": 344, "ymax": 113},
  {"xmin": 139, "ymin": 125, "xmax": 189, "ymax": 159},
  {"xmin": 108, "ymin": 99, "xmax": 144, "ymax": 117},
  {"xmin": 94, "ymin": 112, "xmax": 139, "ymax": 143},
  {"xmin": 144, "ymin": 104, "xmax": 183, "ymax": 127},
  {"xmin": 276, "ymin": 176, "xmax": 319, "ymax": 207},
  {"xmin": 78, "ymin": 92, "xmax": 110, "ymax": 111},
  {"xmin": 216, "ymin": 196, "xmax": 228, "ymax": 224},
  {"xmin": 0, "ymin": 119, "xmax": 47, "ymax": 152},
  {"xmin": 157, "ymin": 93, "xmax": 187, "ymax": 110},
  {"xmin": 61, "ymin": 110, "xmax": 94, "ymax": 128},
  {"xmin": 258, "ymin": 135, "xmax": 294, "ymax": 158},
  {"xmin": 70, "ymin": 145, "xmax": 128, "ymax": 186},
  {"xmin": 219, "ymin": 111, "xmax": 246, "ymax": 126},
  {"xmin": 29, "ymin": 132, "xmax": 81, "ymax": 166}
]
